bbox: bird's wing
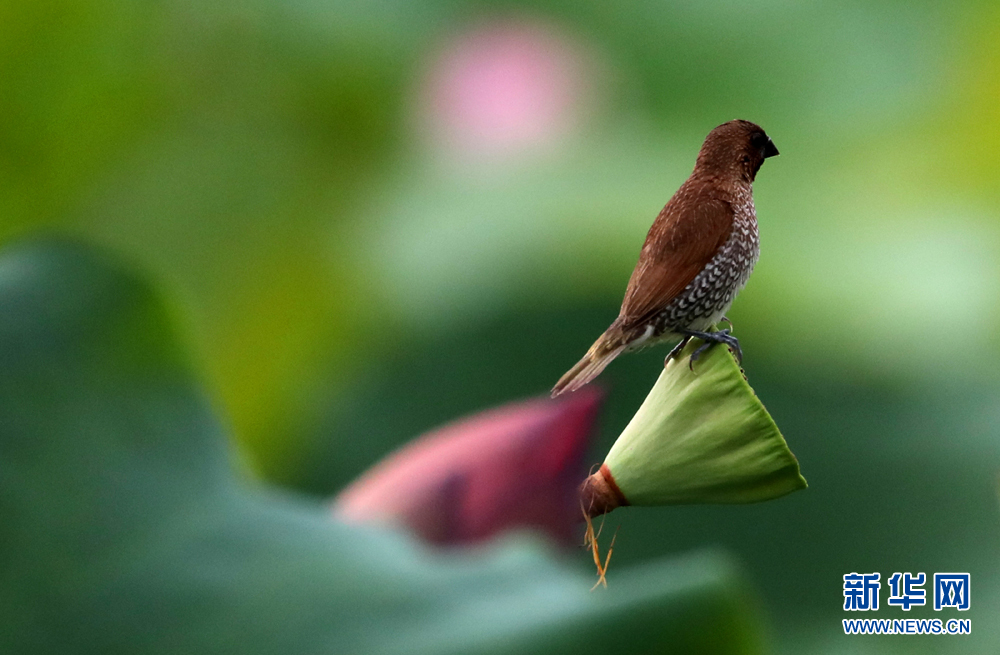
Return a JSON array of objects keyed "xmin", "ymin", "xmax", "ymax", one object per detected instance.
[{"xmin": 617, "ymin": 193, "xmax": 734, "ymax": 330}]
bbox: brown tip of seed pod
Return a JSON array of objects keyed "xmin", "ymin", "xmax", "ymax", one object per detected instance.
[{"xmin": 579, "ymin": 463, "xmax": 629, "ymax": 518}]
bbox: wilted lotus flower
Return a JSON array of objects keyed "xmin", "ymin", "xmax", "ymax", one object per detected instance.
[
  {"xmin": 334, "ymin": 389, "xmax": 602, "ymax": 546},
  {"xmin": 418, "ymin": 18, "xmax": 594, "ymax": 165},
  {"xmin": 581, "ymin": 340, "xmax": 807, "ymax": 517}
]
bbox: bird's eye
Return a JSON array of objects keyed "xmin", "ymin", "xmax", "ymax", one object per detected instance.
[{"xmin": 750, "ymin": 132, "xmax": 767, "ymax": 150}]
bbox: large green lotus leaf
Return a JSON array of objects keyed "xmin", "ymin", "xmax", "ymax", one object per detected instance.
[
  {"xmin": 0, "ymin": 240, "xmax": 764, "ymax": 654},
  {"xmin": 605, "ymin": 339, "xmax": 807, "ymax": 505}
]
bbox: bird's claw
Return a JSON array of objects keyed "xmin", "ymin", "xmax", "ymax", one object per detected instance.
[
  {"xmin": 679, "ymin": 328, "xmax": 743, "ymax": 371},
  {"xmin": 664, "ymin": 336, "xmax": 691, "ymax": 367}
]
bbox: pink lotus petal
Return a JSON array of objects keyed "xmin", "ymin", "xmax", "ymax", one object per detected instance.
[{"xmin": 334, "ymin": 389, "xmax": 602, "ymax": 546}]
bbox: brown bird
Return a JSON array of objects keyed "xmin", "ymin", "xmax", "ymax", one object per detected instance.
[{"xmin": 552, "ymin": 120, "xmax": 778, "ymax": 397}]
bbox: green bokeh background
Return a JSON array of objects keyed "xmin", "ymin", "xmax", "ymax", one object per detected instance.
[{"xmin": 3, "ymin": 1, "xmax": 998, "ymax": 652}]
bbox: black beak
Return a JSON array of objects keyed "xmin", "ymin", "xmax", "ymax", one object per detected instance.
[{"xmin": 763, "ymin": 137, "xmax": 779, "ymax": 158}]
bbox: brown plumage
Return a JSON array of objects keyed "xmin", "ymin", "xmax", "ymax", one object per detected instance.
[{"xmin": 552, "ymin": 120, "xmax": 778, "ymax": 396}]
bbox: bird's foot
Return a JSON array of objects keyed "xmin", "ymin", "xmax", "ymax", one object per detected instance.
[
  {"xmin": 663, "ymin": 337, "xmax": 691, "ymax": 367},
  {"xmin": 678, "ymin": 328, "xmax": 743, "ymax": 370},
  {"xmin": 718, "ymin": 316, "xmax": 734, "ymax": 332}
]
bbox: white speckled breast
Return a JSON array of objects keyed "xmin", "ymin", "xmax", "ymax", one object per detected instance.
[{"xmin": 653, "ymin": 186, "xmax": 759, "ymax": 336}]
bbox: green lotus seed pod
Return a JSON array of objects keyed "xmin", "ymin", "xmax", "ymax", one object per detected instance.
[{"xmin": 582, "ymin": 340, "xmax": 806, "ymax": 515}]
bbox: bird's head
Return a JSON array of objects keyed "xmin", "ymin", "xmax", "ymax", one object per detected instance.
[{"xmin": 695, "ymin": 119, "xmax": 778, "ymax": 183}]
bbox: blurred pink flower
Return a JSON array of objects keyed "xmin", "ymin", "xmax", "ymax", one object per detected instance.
[
  {"xmin": 418, "ymin": 19, "xmax": 594, "ymax": 164},
  {"xmin": 334, "ymin": 389, "xmax": 602, "ymax": 546}
]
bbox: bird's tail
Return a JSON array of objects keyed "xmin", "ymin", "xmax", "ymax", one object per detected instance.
[{"xmin": 551, "ymin": 331, "xmax": 627, "ymax": 397}]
